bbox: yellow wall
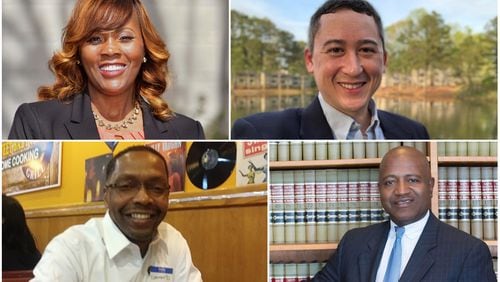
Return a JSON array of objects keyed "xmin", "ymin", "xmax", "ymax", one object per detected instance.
[
  {"xmin": 13, "ymin": 141, "xmax": 241, "ymax": 210},
  {"xmin": 14, "ymin": 142, "xmax": 145, "ymax": 210}
]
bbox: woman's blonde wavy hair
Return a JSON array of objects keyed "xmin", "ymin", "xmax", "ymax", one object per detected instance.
[{"xmin": 38, "ymin": 0, "xmax": 173, "ymax": 120}]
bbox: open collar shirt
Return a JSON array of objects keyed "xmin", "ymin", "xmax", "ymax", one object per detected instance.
[
  {"xmin": 318, "ymin": 93, "xmax": 385, "ymax": 140},
  {"xmin": 375, "ymin": 210, "xmax": 430, "ymax": 282},
  {"xmin": 31, "ymin": 212, "xmax": 202, "ymax": 282}
]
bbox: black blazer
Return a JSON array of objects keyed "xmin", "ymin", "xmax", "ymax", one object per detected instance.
[
  {"xmin": 8, "ymin": 93, "xmax": 205, "ymax": 139},
  {"xmin": 231, "ymin": 97, "xmax": 430, "ymax": 139},
  {"xmin": 313, "ymin": 213, "xmax": 496, "ymax": 282}
]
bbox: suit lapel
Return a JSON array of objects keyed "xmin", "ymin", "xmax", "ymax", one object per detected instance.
[
  {"xmin": 378, "ymin": 110, "xmax": 414, "ymax": 139},
  {"xmin": 399, "ymin": 213, "xmax": 438, "ymax": 282},
  {"xmin": 359, "ymin": 222, "xmax": 390, "ymax": 282},
  {"xmin": 140, "ymin": 98, "xmax": 172, "ymax": 139},
  {"xmin": 299, "ymin": 97, "xmax": 335, "ymax": 139},
  {"xmin": 64, "ymin": 93, "xmax": 100, "ymax": 139}
]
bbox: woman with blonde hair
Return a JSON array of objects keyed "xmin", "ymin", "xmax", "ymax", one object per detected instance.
[{"xmin": 9, "ymin": 0, "xmax": 205, "ymax": 139}]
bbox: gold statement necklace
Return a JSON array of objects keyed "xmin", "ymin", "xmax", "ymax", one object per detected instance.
[{"xmin": 92, "ymin": 102, "xmax": 141, "ymax": 131}]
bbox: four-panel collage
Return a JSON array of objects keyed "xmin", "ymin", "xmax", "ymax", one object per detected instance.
[{"xmin": 1, "ymin": 0, "xmax": 497, "ymax": 282}]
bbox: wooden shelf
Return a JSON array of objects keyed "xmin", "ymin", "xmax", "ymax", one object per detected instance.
[
  {"xmin": 270, "ymin": 243, "xmax": 337, "ymax": 262},
  {"xmin": 269, "ymin": 241, "xmax": 497, "ymax": 263},
  {"xmin": 270, "ymin": 158, "xmax": 381, "ymax": 170},
  {"xmin": 437, "ymin": 156, "xmax": 497, "ymax": 165}
]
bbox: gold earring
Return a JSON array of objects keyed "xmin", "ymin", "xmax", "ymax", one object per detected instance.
[{"xmin": 76, "ymin": 60, "xmax": 80, "ymax": 65}]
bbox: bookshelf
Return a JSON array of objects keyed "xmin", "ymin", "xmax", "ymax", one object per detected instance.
[{"xmin": 269, "ymin": 141, "xmax": 497, "ymax": 263}]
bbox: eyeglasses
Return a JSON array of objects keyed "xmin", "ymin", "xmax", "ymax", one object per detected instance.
[{"xmin": 106, "ymin": 179, "xmax": 170, "ymax": 198}]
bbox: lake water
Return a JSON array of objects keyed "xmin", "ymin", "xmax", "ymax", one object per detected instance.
[
  {"xmin": 232, "ymin": 92, "xmax": 497, "ymax": 139},
  {"xmin": 375, "ymin": 97, "xmax": 497, "ymax": 139}
]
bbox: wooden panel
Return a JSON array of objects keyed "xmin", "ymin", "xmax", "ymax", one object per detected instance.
[{"xmin": 25, "ymin": 194, "xmax": 267, "ymax": 282}]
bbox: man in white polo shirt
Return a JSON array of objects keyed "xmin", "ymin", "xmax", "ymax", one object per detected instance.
[{"xmin": 32, "ymin": 146, "xmax": 202, "ymax": 281}]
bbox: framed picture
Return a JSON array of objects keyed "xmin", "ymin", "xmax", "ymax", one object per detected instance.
[
  {"xmin": 2, "ymin": 142, "xmax": 62, "ymax": 195},
  {"xmin": 147, "ymin": 142, "xmax": 187, "ymax": 193}
]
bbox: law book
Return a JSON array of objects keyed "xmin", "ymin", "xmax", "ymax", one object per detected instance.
[
  {"xmin": 414, "ymin": 142, "xmax": 427, "ymax": 155},
  {"xmin": 489, "ymin": 141, "xmax": 497, "ymax": 156},
  {"xmin": 437, "ymin": 142, "xmax": 446, "ymax": 156},
  {"xmin": 365, "ymin": 142, "xmax": 377, "ymax": 158},
  {"xmin": 337, "ymin": 169, "xmax": 349, "ymax": 239},
  {"xmin": 457, "ymin": 142, "xmax": 467, "ymax": 156},
  {"xmin": 303, "ymin": 141, "xmax": 315, "ymax": 161},
  {"xmin": 467, "ymin": 142, "xmax": 479, "ymax": 156},
  {"xmin": 315, "ymin": 169, "xmax": 328, "ymax": 243},
  {"xmin": 304, "ymin": 170, "xmax": 317, "ymax": 243},
  {"xmin": 270, "ymin": 170, "xmax": 285, "ymax": 244},
  {"xmin": 294, "ymin": 170, "xmax": 306, "ymax": 243},
  {"xmin": 353, "ymin": 142, "xmax": 365, "ymax": 159},
  {"xmin": 369, "ymin": 168, "xmax": 383, "ymax": 223},
  {"xmin": 284, "ymin": 263, "xmax": 297, "ymax": 282},
  {"xmin": 469, "ymin": 167, "xmax": 483, "ymax": 239},
  {"xmin": 269, "ymin": 142, "xmax": 278, "ymax": 161},
  {"xmin": 272, "ymin": 263, "xmax": 285, "ymax": 282},
  {"xmin": 481, "ymin": 166, "xmax": 495, "ymax": 240},
  {"xmin": 437, "ymin": 167, "xmax": 447, "ymax": 223},
  {"xmin": 283, "ymin": 170, "xmax": 296, "ymax": 243},
  {"xmin": 308, "ymin": 263, "xmax": 322, "ymax": 280},
  {"xmin": 278, "ymin": 141, "xmax": 290, "ymax": 161},
  {"xmin": 478, "ymin": 142, "xmax": 490, "ymax": 157},
  {"xmin": 494, "ymin": 167, "xmax": 497, "ymax": 239},
  {"xmin": 297, "ymin": 263, "xmax": 308, "ymax": 282},
  {"xmin": 377, "ymin": 142, "xmax": 390, "ymax": 158},
  {"xmin": 327, "ymin": 142, "xmax": 340, "ymax": 160},
  {"xmin": 347, "ymin": 169, "xmax": 360, "ymax": 230},
  {"xmin": 445, "ymin": 142, "xmax": 458, "ymax": 156},
  {"xmin": 315, "ymin": 141, "xmax": 327, "ymax": 160},
  {"xmin": 326, "ymin": 169, "xmax": 339, "ymax": 242},
  {"xmin": 457, "ymin": 166, "xmax": 470, "ymax": 234},
  {"xmin": 340, "ymin": 142, "xmax": 353, "ymax": 159},
  {"xmin": 446, "ymin": 166, "xmax": 459, "ymax": 228},
  {"xmin": 290, "ymin": 141, "xmax": 303, "ymax": 161},
  {"xmin": 388, "ymin": 142, "xmax": 400, "ymax": 150},
  {"xmin": 358, "ymin": 168, "xmax": 371, "ymax": 228}
]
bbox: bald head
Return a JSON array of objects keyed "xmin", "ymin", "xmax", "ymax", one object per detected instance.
[
  {"xmin": 378, "ymin": 146, "xmax": 434, "ymax": 226},
  {"xmin": 380, "ymin": 146, "xmax": 431, "ymax": 179}
]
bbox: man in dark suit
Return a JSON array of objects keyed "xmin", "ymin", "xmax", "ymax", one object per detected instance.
[
  {"xmin": 313, "ymin": 146, "xmax": 496, "ymax": 281},
  {"xmin": 231, "ymin": 0, "xmax": 429, "ymax": 139}
]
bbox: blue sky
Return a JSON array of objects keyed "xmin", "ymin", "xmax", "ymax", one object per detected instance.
[{"xmin": 231, "ymin": 0, "xmax": 497, "ymax": 42}]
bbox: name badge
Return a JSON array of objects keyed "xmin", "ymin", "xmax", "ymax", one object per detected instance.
[{"xmin": 148, "ymin": 266, "xmax": 173, "ymax": 281}]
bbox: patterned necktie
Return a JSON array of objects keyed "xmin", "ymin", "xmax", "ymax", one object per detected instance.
[{"xmin": 384, "ymin": 226, "xmax": 405, "ymax": 282}]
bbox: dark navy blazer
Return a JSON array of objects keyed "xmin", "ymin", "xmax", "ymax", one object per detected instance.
[
  {"xmin": 8, "ymin": 93, "xmax": 205, "ymax": 140},
  {"xmin": 313, "ymin": 213, "xmax": 496, "ymax": 282},
  {"xmin": 231, "ymin": 97, "xmax": 429, "ymax": 139}
]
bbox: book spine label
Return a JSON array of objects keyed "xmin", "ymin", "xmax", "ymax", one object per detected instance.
[
  {"xmin": 481, "ymin": 167, "xmax": 495, "ymax": 240},
  {"xmin": 294, "ymin": 170, "xmax": 306, "ymax": 243},
  {"xmin": 315, "ymin": 175, "xmax": 328, "ymax": 243},
  {"xmin": 446, "ymin": 167, "xmax": 459, "ymax": 228},
  {"xmin": 304, "ymin": 170, "xmax": 316, "ymax": 243},
  {"xmin": 347, "ymin": 169, "xmax": 360, "ymax": 230},
  {"xmin": 457, "ymin": 167, "xmax": 470, "ymax": 234},
  {"xmin": 270, "ymin": 174, "xmax": 284, "ymax": 244}
]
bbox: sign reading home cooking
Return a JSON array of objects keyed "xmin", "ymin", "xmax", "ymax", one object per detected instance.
[{"xmin": 2, "ymin": 142, "xmax": 61, "ymax": 195}]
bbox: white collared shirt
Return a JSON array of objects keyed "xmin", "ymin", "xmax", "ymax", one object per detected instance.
[
  {"xmin": 31, "ymin": 212, "xmax": 202, "ymax": 282},
  {"xmin": 318, "ymin": 93, "xmax": 385, "ymax": 140},
  {"xmin": 375, "ymin": 210, "xmax": 430, "ymax": 282}
]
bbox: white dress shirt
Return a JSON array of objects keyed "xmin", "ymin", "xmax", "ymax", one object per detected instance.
[
  {"xmin": 31, "ymin": 212, "xmax": 202, "ymax": 282},
  {"xmin": 318, "ymin": 93, "xmax": 385, "ymax": 140},
  {"xmin": 375, "ymin": 211, "xmax": 430, "ymax": 282}
]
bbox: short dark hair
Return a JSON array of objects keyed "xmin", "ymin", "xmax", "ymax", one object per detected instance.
[
  {"xmin": 105, "ymin": 145, "xmax": 168, "ymax": 181},
  {"xmin": 308, "ymin": 0, "xmax": 385, "ymax": 52}
]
